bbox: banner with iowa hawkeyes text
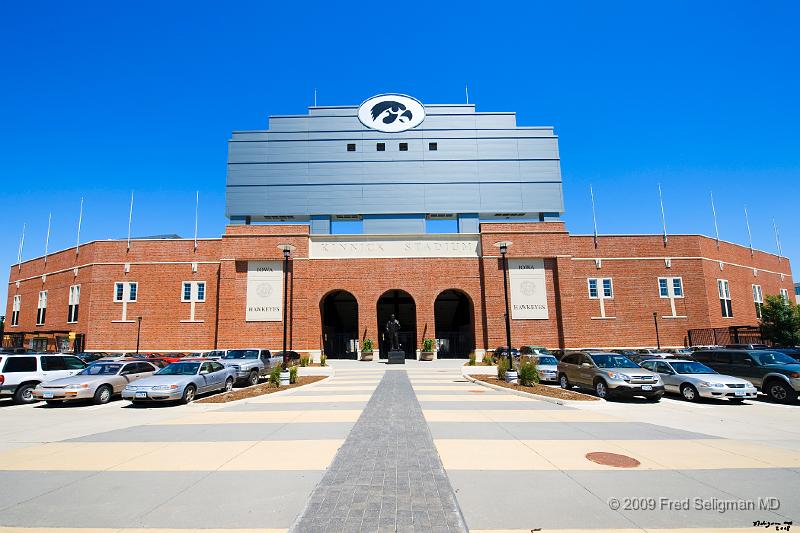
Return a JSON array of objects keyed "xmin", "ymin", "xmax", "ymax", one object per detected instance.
[
  {"xmin": 508, "ymin": 258, "xmax": 549, "ymax": 320},
  {"xmin": 245, "ymin": 261, "xmax": 283, "ymax": 322}
]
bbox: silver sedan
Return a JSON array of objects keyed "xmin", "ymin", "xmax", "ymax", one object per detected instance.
[
  {"xmin": 34, "ymin": 360, "xmax": 158, "ymax": 405},
  {"xmin": 122, "ymin": 359, "xmax": 236, "ymax": 404},
  {"xmin": 640, "ymin": 359, "xmax": 757, "ymax": 402},
  {"xmin": 533, "ymin": 355, "xmax": 559, "ymax": 383}
]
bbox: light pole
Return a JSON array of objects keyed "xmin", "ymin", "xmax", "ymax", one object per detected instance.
[
  {"xmin": 493, "ymin": 241, "xmax": 516, "ymax": 383},
  {"xmin": 652, "ymin": 312, "xmax": 661, "ymax": 350},
  {"xmin": 277, "ymin": 244, "xmax": 296, "ymax": 380},
  {"xmin": 135, "ymin": 316, "xmax": 142, "ymax": 354}
]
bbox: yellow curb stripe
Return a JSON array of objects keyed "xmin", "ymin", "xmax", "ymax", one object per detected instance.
[
  {"xmin": 423, "ymin": 409, "xmax": 621, "ymax": 423},
  {"xmin": 154, "ymin": 410, "xmax": 363, "ymax": 425}
]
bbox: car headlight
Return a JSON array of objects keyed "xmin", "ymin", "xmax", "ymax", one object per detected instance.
[
  {"xmin": 789, "ymin": 372, "xmax": 800, "ymax": 379},
  {"xmin": 66, "ymin": 383, "xmax": 89, "ymax": 389},
  {"xmin": 606, "ymin": 372, "xmax": 630, "ymax": 381},
  {"xmin": 152, "ymin": 384, "xmax": 178, "ymax": 390},
  {"xmin": 697, "ymin": 381, "xmax": 712, "ymax": 387},
  {"xmin": 712, "ymin": 383, "xmax": 725, "ymax": 388}
]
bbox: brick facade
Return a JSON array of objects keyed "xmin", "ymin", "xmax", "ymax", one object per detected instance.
[{"xmin": 5, "ymin": 222, "xmax": 794, "ymax": 355}]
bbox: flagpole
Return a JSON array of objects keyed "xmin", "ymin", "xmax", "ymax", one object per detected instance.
[
  {"xmin": 590, "ymin": 184, "xmax": 599, "ymax": 248},
  {"xmin": 710, "ymin": 191, "xmax": 720, "ymax": 249},
  {"xmin": 194, "ymin": 190, "xmax": 199, "ymax": 251},
  {"xmin": 465, "ymin": 84, "xmax": 469, "ymax": 104},
  {"xmin": 76, "ymin": 197, "xmax": 84, "ymax": 255},
  {"xmin": 127, "ymin": 192, "xmax": 134, "ymax": 250},
  {"xmin": 773, "ymin": 218, "xmax": 783, "ymax": 261},
  {"xmin": 313, "ymin": 88, "xmax": 317, "ymax": 107},
  {"xmin": 17, "ymin": 223, "xmax": 26, "ymax": 272},
  {"xmin": 744, "ymin": 207, "xmax": 754, "ymax": 256},
  {"xmin": 658, "ymin": 183, "xmax": 668, "ymax": 246},
  {"xmin": 44, "ymin": 213, "xmax": 52, "ymax": 264}
]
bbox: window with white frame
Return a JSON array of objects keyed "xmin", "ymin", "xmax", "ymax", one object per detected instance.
[
  {"xmin": 588, "ymin": 277, "xmax": 614, "ymax": 318},
  {"xmin": 67, "ymin": 285, "xmax": 80, "ymax": 323},
  {"xmin": 36, "ymin": 290, "xmax": 47, "ymax": 326},
  {"xmin": 113, "ymin": 282, "xmax": 138, "ymax": 321},
  {"xmin": 717, "ymin": 279, "xmax": 733, "ymax": 318},
  {"xmin": 780, "ymin": 288, "xmax": 790, "ymax": 304},
  {"xmin": 11, "ymin": 295, "xmax": 20, "ymax": 326},
  {"xmin": 658, "ymin": 277, "xmax": 684, "ymax": 317},
  {"xmin": 181, "ymin": 281, "xmax": 206, "ymax": 321},
  {"xmin": 753, "ymin": 284, "xmax": 764, "ymax": 319}
]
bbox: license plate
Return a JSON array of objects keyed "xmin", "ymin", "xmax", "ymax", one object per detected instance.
[
  {"xmin": 641, "ymin": 385, "xmax": 653, "ymax": 391},
  {"xmin": 135, "ymin": 391, "xmax": 147, "ymax": 398},
  {"xmin": 43, "ymin": 391, "xmax": 54, "ymax": 399},
  {"xmin": 735, "ymin": 390, "xmax": 746, "ymax": 396}
]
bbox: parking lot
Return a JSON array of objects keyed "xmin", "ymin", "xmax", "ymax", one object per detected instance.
[{"xmin": 0, "ymin": 360, "xmax": 798, "ymax": 532}]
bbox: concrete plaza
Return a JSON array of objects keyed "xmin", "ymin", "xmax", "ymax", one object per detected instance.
[{"xmin": 0, "ymin": 359, "xmax": 798, "ymax": 532}]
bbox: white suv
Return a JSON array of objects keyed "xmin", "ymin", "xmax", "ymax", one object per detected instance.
[{"xmin": 0, "ymin": 354, "xmax": 87, "ymax": 404}]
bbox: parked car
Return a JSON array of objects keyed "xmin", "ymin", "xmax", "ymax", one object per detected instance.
[
  {"xmin": 724, "ymin": 344, "xmax": 769, "ymax": 350},
  {"xmin": 274, "ymin": 350, "xmax": 301, "ymax": 364},
  {"xmin": 0, "ymin": 353, "xmax": 87, "ymax": 403},
  {"xmin": 220, "ymin": 349, "xmax": 279, "ymax": 386},
  {"xmin": 122, "ymin": 359, "xmax": 236, "ymax": 404},
  {"xmin": 692, "ymin": 349, "xmax": 800, "ymax": 403},
  {"xmin": 771, "ymin": 347, "xmax": 800, "ymax": 362},
  {"xmin": 493, "ymin": 347, "xmax": 520, "ymax": 360},
  {"xmin": 611, "ymin": 349, "xmax": 639, "ymax": 358},
  {"xmin": 629, "ymin": 352, "xmax": 674, "ymax": 364},
  {"xmin": 639, "ymin": 359, "xmax": 757, "ymax": 402},
  {"xmin": 558, "ymin": 351, "xmax": 664, "ymax": 401},
  {"xmin": 529, "ymin": 353, "xmax": 559, "ymax": 382},
  {"xmin": 520, "ymin": 346, "xmax": 553, "ymax": 356},
  {"xmin": 34, "ymin": 359, "xmax": 159, "ymax": 405},
  {"xmin": 75, "ymin": 352, "xmax": 108, "ymax": 364}
]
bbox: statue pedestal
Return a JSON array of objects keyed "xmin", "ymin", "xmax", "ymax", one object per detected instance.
[{"xmin": 387, "ymin": 350, "xmax": 405, "ymax": 365}]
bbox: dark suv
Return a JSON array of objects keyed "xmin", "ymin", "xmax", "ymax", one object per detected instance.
[{"xmin": 692, "ymin": 349, "xmax": 800, "ymax": 403}]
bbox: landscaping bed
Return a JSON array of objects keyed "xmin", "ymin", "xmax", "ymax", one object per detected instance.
[
  {"xmin": 480, "ymin": 377, "xmax": 599, "ymax": 401},
  {"xmin": 197, "ymin": 376, "xmax": 327, "ymax": 403}
]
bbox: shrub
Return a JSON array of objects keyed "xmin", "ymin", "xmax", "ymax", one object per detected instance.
[
  {"xmin": 268, "ymin": 365, "xmax": 281, "ymax": 387},
  {"xmin": 468, "ymin": 353, "xmax": 476, "ymax": 366},
  {"xmin": 482, "ymin": 353, "xmax": 494, "ymax": 366},
  {"xmin": 320, "ymin": 354, "xmax": 327, "ymax": 367},
  {"xmin": 299, "ymin": 355, "xmax": 310, "ymax": 367},
  {"xmin": 760, "ymin": 295, "xmax": 800, "ymax": 346},
  {"xmin": 362, "ymin": 338, "xmax": 374, "ymax": 352},
  {"xmin": 518, "ymin": 360, "xmax": 539, "ymax": 387},
  {"xmin": 497, "ymin": 357, "xmax": 509, "ymax": 379},
  {"xmin": 289, "ymin": 365, "xmax": 298, "ymax": 384},
  {"xmin": 422, "ymin": 338, "xmax": 435, "ymax": 352}
]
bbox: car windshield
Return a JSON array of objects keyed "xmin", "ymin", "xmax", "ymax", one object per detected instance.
[
  {"xmin": 222, "ymin": 350, "xmax": 259, "ymax": 360},
  {"xmin": 671, "ymin": 361, "xmax": 716, "ymax": 374},
  {"xmin": 750, "ymin": 351, "xmax": 799, "ymax": 366},
  {"xmin": 535, "ymin": 356, "xmax": 558, "ymax": 365},
  {"xmin": 156, "ymin": 362, "xmax": 201, "ymax": 375},
  {"xmin": 79, "ymin": 364, "xmax": 122, "ymax": 376},
  {"xmin": 590, "ymin": 354, "xmax": 640, "ymax": 368}
]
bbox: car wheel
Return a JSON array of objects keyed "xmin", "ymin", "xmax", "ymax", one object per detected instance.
[
  {"xmin": 247, "ymin": 371, "xmax": 259, "ymax": 387},
  {"xmin": 594, "ymin": 379, "xmax": 609, "ymax": 399},
  {"xmin": 766, "ymin": 380, "xmax": 796, "ymax": 404},
  {"xmin": 181, "ymin": 385, "xmax": 196, "ymax": 404},
  {"xmin": 93, "ymin": 385, "xmax": 113, "ymax": 405},
  {"xmin": 224, "ymin": 377, "xmax": 234, "ymax": 393},
  {"xmin": 680, "ymin": 383, "xmax": 699, "ymax": 402},
  {"xmin": 559, "ymin": 374, "xmax": 570, "ymax": 390},
  {"xmin": 13, "ymin": 383, "xmax": 37, "ymax": 404}
]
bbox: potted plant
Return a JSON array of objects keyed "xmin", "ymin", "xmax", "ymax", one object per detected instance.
[
  {"xmin": 361, "ymin": 338, "xmax": 374, "ymax": 361},
  {"xmin": 420, "ymin": 338, "xmax": 435, "ymax": 361}
]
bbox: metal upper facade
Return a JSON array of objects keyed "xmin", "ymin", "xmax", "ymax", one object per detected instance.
[{"xmin": 225, "ymin": 101, "xmax": 563, "ymax": 220}]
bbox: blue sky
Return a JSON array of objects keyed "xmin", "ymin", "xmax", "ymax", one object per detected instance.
[{"xmin": 2, "ymin": 1, "xmax": 799, "ymax": 309}]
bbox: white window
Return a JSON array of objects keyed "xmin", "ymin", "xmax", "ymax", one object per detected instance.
[
  {"xmin": 588, "ymin": 277, "xmax": 614, "ymax": 318},
  {"xmin": 113, "ymin": 282, "xmax": 138, "ymax": 321},
  {"xmin": 11, "ymin": 295, "xmax": 20, "ymax": 327},
  {"xmin": 753, "ymin": 284, "xmax": 763, "ymax": 319},
  {"xmin": 68, "ymin": 285, "xmax": 80, "ymax": 323},
  {"xmin": 780, "ymin": 288, "xmax": 790, "ymax": 304},
  {"xmin": 181, "ymin": 281, "xmax": 206, "ymax": 321},
  {"xmin": 658, "ymin": 277, "xmax": 684, "ymax": 317},
  {"xmin": 36, "ymin": 290, "xmax": 47, "ymax": 326},
  {"xmin": 718, "ymin": 279, "xmax": 733, "ymax": 318}
]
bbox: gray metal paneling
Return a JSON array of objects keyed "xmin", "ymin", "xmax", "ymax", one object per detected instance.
[
  {"xmin": 363, "ymin": 215, "xmax": 425, "ymax": 234},
  {"xmin": 226, "ymin": 101, "xmax": 563, "ymax": 218}
]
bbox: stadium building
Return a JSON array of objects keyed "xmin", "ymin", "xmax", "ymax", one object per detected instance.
[{"xmin": 4, "ymin": 94, "xmax": 795, "ymax": 358}]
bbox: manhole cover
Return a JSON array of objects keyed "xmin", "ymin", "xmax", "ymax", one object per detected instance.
[{"xmin": 585, "ymin": 452, "xmax": 640, "ymax": 468}]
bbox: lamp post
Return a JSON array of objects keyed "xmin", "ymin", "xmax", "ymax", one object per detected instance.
[
  {"xmin": 277, "ymin": 244, "xmax": 296, "ymax": 384},
  {"xmin": 493, "ymin": 241, "xmax": 517, "ymax": 383},
  {"xmin": 652, "ymin": 312, "xmax": 661, "ymax": 350},
  {"xmin": 135, "ymin": 316, "xmax": 142, "ymax": 354}
]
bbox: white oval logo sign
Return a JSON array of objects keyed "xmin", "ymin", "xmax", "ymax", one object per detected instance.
[{"xmin": 357, "ymin": 94, "xmax": 425, "ymax": 133}]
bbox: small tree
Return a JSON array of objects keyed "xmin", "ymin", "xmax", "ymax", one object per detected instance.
[{"xmin": 760, "ymin": 295, "xmax": 800, "ymax": 346}]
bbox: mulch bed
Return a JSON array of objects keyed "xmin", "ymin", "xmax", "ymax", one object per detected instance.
[
  {"xmin": 196, "ymin": 375, "xmax": 327, "ymax": 403},
  {"xmin": 481, "ymin": 377, "xmax": 599, "ymax": 401}
]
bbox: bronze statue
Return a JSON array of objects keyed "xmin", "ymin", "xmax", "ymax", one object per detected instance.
[{"xmin": 385, "ymin": 314, "xmax": 401, "ymax": 351}]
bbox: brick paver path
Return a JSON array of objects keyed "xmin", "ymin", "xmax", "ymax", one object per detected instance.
[{"xmin": 289, "ymin": 370, "xmax": 468, "ymax": 533}]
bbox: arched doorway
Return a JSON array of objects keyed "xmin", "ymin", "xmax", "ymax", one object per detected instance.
[
  {"xmin": 376, "ymin": 290, "xmax": 416, "ymax": 359},
  {"xmin": 321, "ymin": 290, "xmax": 359, "ymax": 359},
  {"xmin": 434, "ymin": 289, "xmax": 475, "ymax": 358}
]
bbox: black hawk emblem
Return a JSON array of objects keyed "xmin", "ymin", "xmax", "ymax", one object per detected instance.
[{"xmin": 370, "ymin": 100, "xmax": 413, "ymax": 125}]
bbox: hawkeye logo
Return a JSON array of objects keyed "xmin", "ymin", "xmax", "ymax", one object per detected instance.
[{"xmin": 357, "ymin": 94, "xmax": 425, "ymax": 133}]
